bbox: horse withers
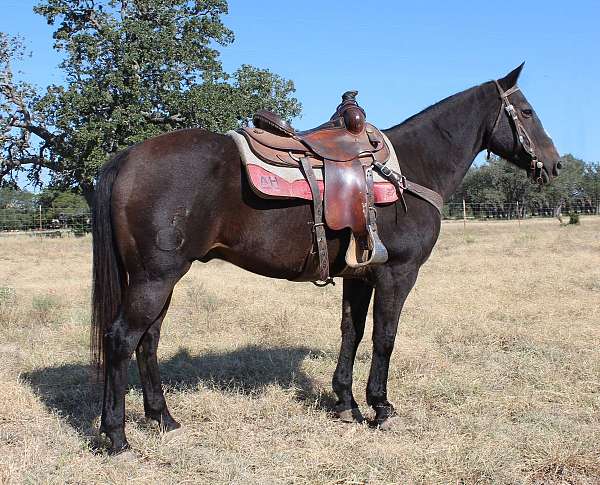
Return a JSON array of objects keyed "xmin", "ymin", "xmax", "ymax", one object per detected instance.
[{"xmin": 91, "ymin": 64, "xmax": 561, "ymax": 453}]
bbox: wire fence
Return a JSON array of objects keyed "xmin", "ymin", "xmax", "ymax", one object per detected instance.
[
  {"xmin": 0, "ymin": 207, "xmax": 91, "ymax": 235},
  {"xmin": 1, "ymin": 200, "xmax": 599, "ymax": 236},
  {"xmin": 443, "ymin": 200, "xmax": 600, "ymax": 220}
]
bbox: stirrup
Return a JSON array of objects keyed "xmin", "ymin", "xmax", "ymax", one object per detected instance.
[
  {"xmin": 345, "ymin": 229, "xmax": 388, "ymax": 268},
  {"xmin": 312, "ymin": 278, "xmax": 335, "ymax": 287}
]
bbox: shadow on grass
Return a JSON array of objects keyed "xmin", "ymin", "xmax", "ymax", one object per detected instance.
[{"xmin": 22, "ymin": 345, "xmax": 335, "ymax": 439}]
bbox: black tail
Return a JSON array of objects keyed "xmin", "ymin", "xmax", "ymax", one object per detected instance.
[{"xmin": 91, "ymin": 150, "xmax": 128, "ymax": 374}]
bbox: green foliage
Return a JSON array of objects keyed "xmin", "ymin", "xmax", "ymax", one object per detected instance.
[
  {"xmin": 569, "ymin": 212, "xmax": 580, "ymax": 225},
  {"xmin": 450, "ymin": 154, "xmax": 600, "ymax": 210},
  {"xmin": 37, "ymin": 189, "xmax": 88, "ymax": 210},
  {"xmin": 0, "ymin": 286, "xmax": 16, "ymax": 305},
  {"xmin": 0, "ymin": 187, "xmax": 90, "ymax": 231},
  {"xmin": 1, "ymin": 1, "xmax": 301, "ymax": 202},
  {"xmin": 31, "ymin": 294, "xmax": 59, "ymax": 313},
  {"xmin": 0, "ymin": 187, "xmax": 36, "ymax": 209}
]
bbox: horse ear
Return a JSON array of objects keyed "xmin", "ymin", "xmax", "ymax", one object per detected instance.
[{"xmin": 499, "ymin": 62, "xmax": 525, "ymax": 90}]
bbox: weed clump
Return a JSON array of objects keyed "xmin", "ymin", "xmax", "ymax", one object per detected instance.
[
  {"xmin": 568, "ymin": 212, "xmax": 580, "ymax": 225},
  {"xmin": 0, "ymin": 287, "xmax": 16, "ymax": 304}
]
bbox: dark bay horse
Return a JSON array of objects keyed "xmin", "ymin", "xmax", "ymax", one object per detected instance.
[{"xmin": 91, "ymin": 64, "xmax": 561, "ymax": 452}]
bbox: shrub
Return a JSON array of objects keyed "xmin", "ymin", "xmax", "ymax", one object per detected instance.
[
  {"xmin": 0, "ymin": 287, "xmax": 16, "ymax": 304},
  {"xmin": 569, "ymin": 212, "xmax": 580, "ymax": 225}
]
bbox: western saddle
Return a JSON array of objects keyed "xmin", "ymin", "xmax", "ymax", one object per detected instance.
[{"xmin": 240, "ymin": 91, "xmax": 443, "ymax": 285}]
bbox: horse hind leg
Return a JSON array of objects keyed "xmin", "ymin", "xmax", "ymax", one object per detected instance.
[
  {"xmin": 100, "ymin": 273, "xmax": 186, "ymax": 453},
  {"xmin": 135, "ymin": 292, "xmax": 180, "ymax": 432}
]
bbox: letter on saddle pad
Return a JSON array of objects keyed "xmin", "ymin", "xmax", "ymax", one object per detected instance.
[{"xmin": 238, "ymin": 91, "xmax": 393, "ymax": 272}]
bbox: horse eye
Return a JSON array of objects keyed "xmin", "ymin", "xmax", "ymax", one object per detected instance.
[{"xmin": 521, "ymin": 109, "xmax": 533, "ymax": 117}]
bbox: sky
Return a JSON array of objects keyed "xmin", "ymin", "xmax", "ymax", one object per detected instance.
[{"xmin": 2, "ymin": 0, "xmax": 599, "ymax": 163}]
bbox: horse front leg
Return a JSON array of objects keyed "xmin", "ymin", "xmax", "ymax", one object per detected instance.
[
  {"xmin": 367, "ymin": 265, "xmax": 418, "ymax": 426},
  {"xmin": 332, "ymin": 278, "xmax": 373, "ymax": 423}
]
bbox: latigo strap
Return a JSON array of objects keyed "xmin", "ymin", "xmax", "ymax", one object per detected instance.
[{"xmin": 299, "ymin": 156, "xmax": 333, "ymax": 286}]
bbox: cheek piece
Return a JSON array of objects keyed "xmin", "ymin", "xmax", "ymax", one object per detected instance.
[{"xmin": 487, "ymin": 80, "xmax": 544, "ymax": 185}]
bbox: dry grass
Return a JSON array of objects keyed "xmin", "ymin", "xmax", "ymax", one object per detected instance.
[{"xmin": 0, "ymin": 217, "xmax": 599, "ymax": 484}]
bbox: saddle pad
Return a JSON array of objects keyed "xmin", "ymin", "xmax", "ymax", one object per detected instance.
[{"xmin": 227, "ymin": 130, "xmax": 400, "ymax": 204}]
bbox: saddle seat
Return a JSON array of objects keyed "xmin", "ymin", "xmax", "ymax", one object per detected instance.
[
  {"xmin": 239, "ymin": 91, "xmax": 391, "ymax": 282},
  {"xmin": 243, "ymin": 92, "xmax": 390, "ymax": 167}
]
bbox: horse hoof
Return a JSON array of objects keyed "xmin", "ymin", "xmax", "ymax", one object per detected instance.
[
  {"xmin": 113, "ymin": 449, "xmax": 137, "ymax": 462},
  {"xmin": 377, "ymin": 416, "xmax": 402, "ymax": 431},
  {"xmin": 160, "ymin": 417, "xmax": 181, "ymax": 433},
  {"xmin": 108, "ymin": 440, "xmax": 131, "ymax": 456},
  {"xmin": 336, "ymin": 407, "xmax": 364, "ymax": 424},
  {"xmin": 163, "ymin": 425, "xmax": 184, "ymax": 442}
]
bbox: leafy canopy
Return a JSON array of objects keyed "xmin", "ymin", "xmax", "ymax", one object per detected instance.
[
  {"xmin": 1, "ymin": 0, "xmax": 301, "ymax": 201},
  {"xmin": 451, "ymin": 154, "xmax": 600, "ymax": 207}
]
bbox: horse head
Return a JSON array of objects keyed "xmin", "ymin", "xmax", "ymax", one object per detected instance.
[{"xmin": 486, "ymin": 63, "xmax": 562, "ymax": 184}]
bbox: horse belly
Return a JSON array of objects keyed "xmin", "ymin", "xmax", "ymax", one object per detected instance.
[{"xmin": 202, "ymin": 202, "xmax": 321, "ymax": 280}]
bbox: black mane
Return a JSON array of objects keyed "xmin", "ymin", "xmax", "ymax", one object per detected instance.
[{"xmin": 386, "ymin": 83, "xmax": 489, "ymax": 132}]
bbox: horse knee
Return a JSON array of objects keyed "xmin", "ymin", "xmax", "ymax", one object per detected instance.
[{"xmin": 373, "ymin": 334, "xmax": 396, "ymax": 357}]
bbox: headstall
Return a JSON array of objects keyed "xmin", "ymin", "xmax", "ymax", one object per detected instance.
[{"xmin": 488, "ymin": 80, "xmax": 544, "ymax": 184}]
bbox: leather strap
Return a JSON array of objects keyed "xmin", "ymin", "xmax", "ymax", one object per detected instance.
[
  {"xmin": 364, "ymin": 166, "xmax": 388, "ymax": 263},
  {"xmin": 371, "ymin": 160, "xmax": 444, "ymax": 215},
  {"xmin": 299, "ymin": 156, "xmax": 332, "ymax": 285},
  {"xmin": 405, "ymin": 180, "xmax": 444, "ymax": 214},
  {"xmin": 365, "ymin": 166, "xmax": 377, "ymax": 239},
  {"xmin": 488, "ymin": 81, "xmax": 543, "ymax": 184}
]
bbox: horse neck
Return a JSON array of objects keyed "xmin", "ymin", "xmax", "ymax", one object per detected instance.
[{"xmin": 384, "ymin": 83, "xmax": 497, "ymax": 201}]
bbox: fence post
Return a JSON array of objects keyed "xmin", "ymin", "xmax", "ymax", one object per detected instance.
[
  {"xmin": 462, "ymin": 199, "xmax": 467, "ymax": 233},
  {"xmin": 39, "ymin": 205, "xmax": 42, "ymax": 231},
  {"xmin": 516, "ymin": 201, "xmax": 521, "ymax": 228}
]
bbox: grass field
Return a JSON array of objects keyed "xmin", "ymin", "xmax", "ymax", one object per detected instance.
[{"xmin": 0, "ymin": 217, "xmax": 599, "ymax": 484}]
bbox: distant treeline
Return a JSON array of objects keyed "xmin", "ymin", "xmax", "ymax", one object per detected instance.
[
  {"xmin": 0, "ymin": 188, "xmax": 88, "ymax": 211},
  {"xmin": 448, "ymin": 154, "xmax": 600, "ymax": 212},
  {"xmin": 0, "ymin": 188, "xmax": 89, "ymax": 232},
  {"xmin": 2, "ymin": 153, "xmax": 599, "ymax": 230}
]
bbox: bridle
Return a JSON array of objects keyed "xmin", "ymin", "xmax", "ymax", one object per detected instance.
[{"xmin": 488, "ymin": 80, "xmax": 545, "ymax": 184}]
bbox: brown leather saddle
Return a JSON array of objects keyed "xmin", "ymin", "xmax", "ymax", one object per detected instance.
[
  {"xmin": 241, "ymin": 91, "xmax": 390, "ymax": 284},
  {"xmin": 239, "ymin": 91, "xmax": 444, "ymax": 284}
]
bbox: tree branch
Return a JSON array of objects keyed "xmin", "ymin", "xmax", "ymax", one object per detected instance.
[
  {"xmin": 84, "ymin": 9, "xmax": 103, "ymax": 32},
  {"xmin": 142, "ymin": 111, "xmax": 184, "ymax": 124},
  {"xmin": 0, "ymin": 82, "xmax": 57, "ymax": 144},
  {"xmin": 2, "ymin": 154, "xmax": 58, "ymax": 171},
  {"xmin": 9, "ymin": 119, "xmax": 57, "ymax": 144}
]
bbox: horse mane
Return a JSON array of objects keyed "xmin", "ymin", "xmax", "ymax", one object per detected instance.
[{"xmin": 385, "ymin": 82, "xmax": 491, "ymax": 133}]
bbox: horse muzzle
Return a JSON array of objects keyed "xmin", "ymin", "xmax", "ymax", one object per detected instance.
[{"xmin": 552, "ymin": 160, "xmax": 563, "ymax": 177}]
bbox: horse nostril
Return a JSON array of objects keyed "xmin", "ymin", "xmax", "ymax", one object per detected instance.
[{"xmin": 553, "ymin": 161, "xmax": 562, "ymax": 177}]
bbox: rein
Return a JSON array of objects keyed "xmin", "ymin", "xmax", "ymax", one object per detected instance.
[{"xmin": 488, "ymin": 80, "xmax": 544, "ymax": 184}]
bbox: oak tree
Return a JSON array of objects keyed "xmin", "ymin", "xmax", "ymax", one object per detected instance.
[{"xmin": 1, "ymin": 0, "xmax": 301, "ymax": 204}]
